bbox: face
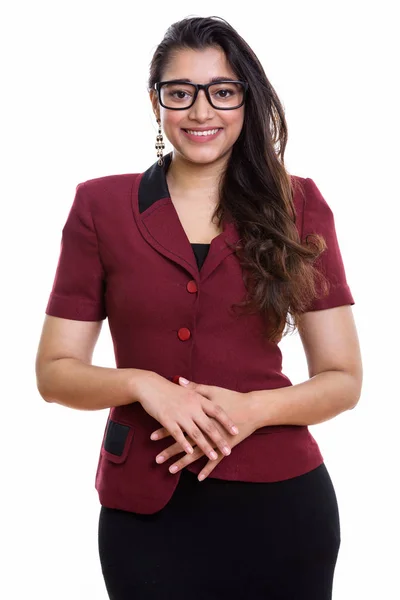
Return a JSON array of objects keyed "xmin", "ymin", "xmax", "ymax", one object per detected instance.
[{"xmin": 150, "ymin": 46, "xmax": 245, "ymax": 166}]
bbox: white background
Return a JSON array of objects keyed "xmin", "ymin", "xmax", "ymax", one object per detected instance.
[{"xmin": 2, "ymin": 1, "xmax": 399, "ymax": 598}]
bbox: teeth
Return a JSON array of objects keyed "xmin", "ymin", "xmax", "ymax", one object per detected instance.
[{"xmin": 186, "ymin": 129, "xmax": 220, "ymax": 136}]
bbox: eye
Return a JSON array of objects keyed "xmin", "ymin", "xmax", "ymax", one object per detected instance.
[
  {"xmin": 163, "ymin": 85, "xmax": 195, "ymax": 101},
  {"xmin": 215, "ymin": 88, "xmax": 233, "ymax": 98},
  {"xmin": 210, "ymin": 84, "xmax": 241, "ymax": 101},
  {"xmin": 171, "ymin": 90, "xmax": 190, "ymax": 99}
]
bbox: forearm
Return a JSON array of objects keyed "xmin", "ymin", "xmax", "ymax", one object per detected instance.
[
  {"xmin": 37, "ymin": 357, "xmax": 149, "ymax": 411},
  {"xmin": 248, "ymin": 370, "xmax": 361, "ymax": 429}
]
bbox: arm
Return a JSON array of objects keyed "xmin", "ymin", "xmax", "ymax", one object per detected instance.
[
  {"xmin": 248, "ymin": 304, "xmax": 363, "ymax": 429},
  {"xmin": 37, "ymin": 184, "xmax": 148, "ymax": 410},
  {"xmin": 36, "ymin": 315, "xmax": 239, "ymax": 456},
  {"xmin": 35, "ymin": 315, "xmax": 147, "ymax": 410}
]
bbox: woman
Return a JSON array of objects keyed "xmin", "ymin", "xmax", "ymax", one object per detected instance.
[{"xmin": 36, "ymin": 15, "xmax": 362, "ymax": 600}]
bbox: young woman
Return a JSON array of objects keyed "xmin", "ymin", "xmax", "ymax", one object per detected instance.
[{"xmin": 36, "ymin": 15, "xmax": 362, "ymax": 600}]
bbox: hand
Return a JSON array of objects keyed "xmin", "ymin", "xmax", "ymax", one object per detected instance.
[
  {"xmin": 134, "ymin": 371, "xmax": 240, "ymax": 461},
  {"xmin": 150, "ymin": 378, "xmax": 258, "ymax": 481}
]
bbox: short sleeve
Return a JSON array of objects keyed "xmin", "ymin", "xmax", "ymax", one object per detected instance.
[
  {"xmin": 45, "ymin": 183, "xmax": 107, "ymax": 321},
  {"xmin": 301, "ymin": 177, "xmax": 355, "ymax": 311}
]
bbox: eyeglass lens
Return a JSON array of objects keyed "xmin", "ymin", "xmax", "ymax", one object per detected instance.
[{"xmin": 160, "ymin": 82, "xmax": 245, "ymax": 109}]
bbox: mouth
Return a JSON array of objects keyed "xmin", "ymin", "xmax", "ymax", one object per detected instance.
[{"xmin": 181, "ymin": 128, "xmax": 223, "ymax": 142}]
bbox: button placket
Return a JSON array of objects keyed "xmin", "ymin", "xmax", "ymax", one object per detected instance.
[{"xmin": 171, "ymin": 276, "xmax": 198, "ymax": 380}]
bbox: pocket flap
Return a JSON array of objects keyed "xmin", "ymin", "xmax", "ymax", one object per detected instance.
[{"xmin": 100, "ymin": 418, "xmax": 134, "ymax": 464}]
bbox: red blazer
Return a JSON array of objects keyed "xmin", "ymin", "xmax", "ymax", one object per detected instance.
[{"xmin": 45, "ymin": 152, "xmax": 355, "ymax": 514}]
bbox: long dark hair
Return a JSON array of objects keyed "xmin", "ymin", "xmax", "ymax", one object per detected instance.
[{"xmin": 148, "ymin": 16, "xmax": 329, "ymax": 342}]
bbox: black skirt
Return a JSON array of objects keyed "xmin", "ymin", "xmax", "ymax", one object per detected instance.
[{"xmin": 98, "ymin": 462, "xmax": 340, "ymax": 600}]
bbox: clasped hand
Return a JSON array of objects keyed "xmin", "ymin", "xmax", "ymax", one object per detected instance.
[{"xmin": 139, "ymin": 375, "xmax": 257, "ymax": 481}]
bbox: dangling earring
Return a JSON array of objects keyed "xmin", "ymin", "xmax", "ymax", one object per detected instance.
[{"xmin": 155, "ymin": 119, "xmax": 165, "ymax": 166}]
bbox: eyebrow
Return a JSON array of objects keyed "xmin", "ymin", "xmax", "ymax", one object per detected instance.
[{"xmin": 162, "ymin": 76, "xmax": 238, "ymax": 84}]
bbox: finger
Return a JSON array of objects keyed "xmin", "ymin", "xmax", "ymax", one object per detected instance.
[
  {"xmin": 192, "ymin": 383, "xmax": 213, "ymax": 400},
  {"xmin": 155, "ymin": 437, "xmax": 195, "ymax": 464},
  {"xmin": 177, "ymin": 377, "xmax": 196, "ymax": 388},
  {"xmin": 186, "ymin": 422, "xmax": 221, "ymax": 461},
  {"xmin": 204, "ymin": 401, "xmax": 239, "ymax": 436},
  {"xmin": 168, "ymin": 445, "xmax": 210, "ymax": 474},
  {"xmin": 197, "ymin": 455, "xmax": 225, "ymax": 481},
  {"xmin": 150, "ymin": 427, "xmax": 170, "ymax": 440},
  {"xmin": 161, "ymin": 422, "xmax": 195, "ymax": 455},
  {"xmin": 178, "ymin": 378, "xmax": 212, "ymax": 400},
  {"xmin": 195, "ymin": 415, "xmax": 232, "ymax": 457}
]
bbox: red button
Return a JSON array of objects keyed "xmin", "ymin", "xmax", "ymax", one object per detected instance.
[
  {"xmin": 177, "ymin": 327, "xmax": 191, "ymax": 341},
  {"xmin": 172, "ymin": 375, "xmax": 181, "ymax": 384},
  {"xmin": 186, "ymin": 280, "xmax": 198, "ymax": 293}
]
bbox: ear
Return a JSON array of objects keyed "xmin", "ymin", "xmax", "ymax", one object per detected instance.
[{"xmin": 149, "ymin": 89, "xmax": 160, "ymax": 121}]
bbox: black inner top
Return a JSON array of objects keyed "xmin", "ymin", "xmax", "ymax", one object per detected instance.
[{"xmin": 191, "ymin": 243, "xmax": 210, "ymax": 270}]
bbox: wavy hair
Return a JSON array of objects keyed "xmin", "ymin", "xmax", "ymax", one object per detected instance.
[{"xmin": 148, "ymin": 16, "xmax": 329, "ymax": 342}]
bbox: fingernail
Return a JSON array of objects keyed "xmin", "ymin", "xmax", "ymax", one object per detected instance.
[
  {"xmin": 151, "ymin": 433, "xmax": 159, "ymax": 440},
  {"xmin": 231, "ymin": 426, "xmax": 239, "ymax": 434},
  {"xmin": 223, "ymin": 446, "xmax": 231, "ymax": 456},
  {"xmin": 185, "ymin": 445, "xmax": 193, "ymax": 454},
  {"xmin": 179, "ymin": 377, "xmax": 190, "ymax": 384},
  {"xmin": 210, "ymin": 451, "xmax": 218, "ymax": 460},
  {"xmin": 198, "ymin": 474, "xmax": 205, "ymax": 481},
  {"xmin": 156, "ymin": 455, "xmax": 165, "ymax": 463},
  {"xmin": 169, "ymin": 465, "xmax": 178, "ymax": 473}
]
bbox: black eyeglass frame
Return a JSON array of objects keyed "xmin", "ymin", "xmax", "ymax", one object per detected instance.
[{"xmin": 154, "ymin": 80, "xmax": 249, "ymax": 110}]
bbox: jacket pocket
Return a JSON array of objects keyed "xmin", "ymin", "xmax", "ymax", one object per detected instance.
[{"xmin": 100, "ymin": 418, "xmax": 134, "ymax": 464}]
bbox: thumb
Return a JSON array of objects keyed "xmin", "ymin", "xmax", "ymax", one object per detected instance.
[
  {"xmin": 178, "ymin": 377, "xmax": 194, "ymax": 387},
  {"xmin": 179, "ymin": 378, "xmax": 211, "ymax": 400}
]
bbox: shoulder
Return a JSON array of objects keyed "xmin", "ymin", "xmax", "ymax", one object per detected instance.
[
  {"xmin": 290, "ymin": 174, "xmax": 333, "ymax": 215},
  {"xmin": 289, "ymin": 174, "xmax": 334, "ymax": 239},
  {"xmin": 73, "ymin": 172, "xmax": 143, "ymax": 215},
  {"xmin": 77, "ymin": 172, "xmax": 142, "ymax": 196}
]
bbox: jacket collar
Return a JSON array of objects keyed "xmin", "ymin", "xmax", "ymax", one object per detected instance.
[{"xmin": 132, "ymin": 151, "xmax": 241, "ymax": 282}]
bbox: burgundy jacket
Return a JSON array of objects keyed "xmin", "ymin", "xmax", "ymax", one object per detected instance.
[{"xmin": 45, "ymin": 152, "xmax": 355, "ymax": 514}]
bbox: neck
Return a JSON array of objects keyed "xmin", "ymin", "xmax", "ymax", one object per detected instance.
[{"xmin": 166, "ymin": 150, "xmax": 230, "ymax": 201}]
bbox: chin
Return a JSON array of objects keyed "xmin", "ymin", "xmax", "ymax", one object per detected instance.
[{"xmin": 177, "ymin": 145, "xmax": 229, "ymax": 165}]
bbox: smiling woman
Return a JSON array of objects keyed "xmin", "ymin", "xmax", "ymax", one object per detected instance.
[
  {"xmin": 150, "ymin": 46, "xmax": 246, "ymax": 168},
  {"xmin": 36, "ymin": 13, "xmax": 361, "ymax": 600}
]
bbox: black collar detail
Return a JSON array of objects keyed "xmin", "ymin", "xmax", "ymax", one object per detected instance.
[{"xmin": 138, "ymin": 152, "xmax": 173, "ymax": 214}]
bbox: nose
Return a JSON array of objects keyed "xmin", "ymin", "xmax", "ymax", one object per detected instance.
[{"xmin": 188, "ymin": 89, "xmax": 214, "ymax": 121}]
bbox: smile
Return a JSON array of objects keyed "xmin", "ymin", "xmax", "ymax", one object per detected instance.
[
  {"xmin": 184, "ymin": 128, "xmax": 221, "ymax": 136},
  {"xmin": 181, "ymin": 128, "xmax": 223, "ymax": 142}
]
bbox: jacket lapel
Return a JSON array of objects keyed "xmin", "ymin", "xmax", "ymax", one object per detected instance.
[{"xmin": 131, "ymin": 152, "xmax": 241, "ymax": 282}]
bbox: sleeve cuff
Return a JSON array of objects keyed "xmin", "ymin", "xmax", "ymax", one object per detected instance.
[
  {"xmin": 45, "ymin": 293, "xmax": 107, "ymax": 321},
  {"xmin": 305, "ymin": 283, "xmax": 355, "ymax": 311}
]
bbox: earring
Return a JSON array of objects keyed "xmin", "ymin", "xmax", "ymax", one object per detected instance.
[{"xmin": 155, "ymin": 119, "xmax": 165, "ymax": 166}]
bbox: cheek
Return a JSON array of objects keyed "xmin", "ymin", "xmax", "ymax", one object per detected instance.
[
  {"xmin": 161, "ymin": 113, "xmax": 183, "ymax": 140},
  {"xmin": 223, "ymin": 108, "xmax": 244, "ymax": 129},
  {"xmin": 224, "ymin": 113, "xmax": 245, "ymax": 139}
]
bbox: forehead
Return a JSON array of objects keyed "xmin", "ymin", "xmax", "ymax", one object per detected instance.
[{"xmin": 162, "ymin": 46, "xmax": 237, "ymax": 83}]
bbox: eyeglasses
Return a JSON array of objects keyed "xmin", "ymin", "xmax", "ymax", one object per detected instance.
[{"xmin": 154, "ymin": 80, "xmax": 248, "ymax": 110}]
